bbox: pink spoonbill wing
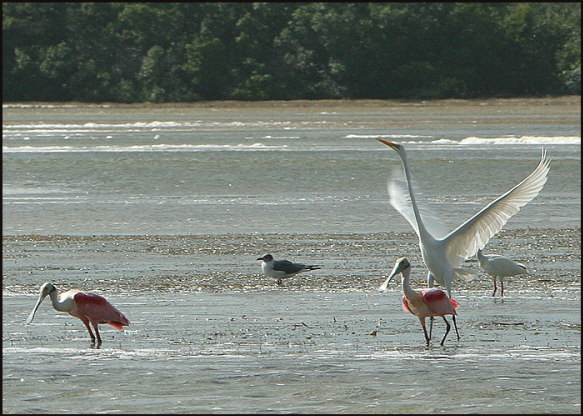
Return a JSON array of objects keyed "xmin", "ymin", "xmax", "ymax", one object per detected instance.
[{"xmin": 74, "ymin": 292, "xmax": 130, "ymax": 328}]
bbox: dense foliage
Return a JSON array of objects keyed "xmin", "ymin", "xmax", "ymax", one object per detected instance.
[{"xmin": 3, "ymin": 2, "xmax": 580, "ymax": 102}]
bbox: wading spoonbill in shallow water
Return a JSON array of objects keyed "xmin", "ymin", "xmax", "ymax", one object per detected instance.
[
  {"xmin": 375, "ymin": 139, "xmax": 549, "ymax": 297},
  {"xmin": 26, "ymin": 282, "xmax": 130, "ymax": 348},
  {"xmin": 379, "ymin": 257, "xmax": 460, "ymax": 346},
  {"xmin": 257, "ymin": 254, "xmax": 321, "ymax": 285},
  {"xmin": 477, "ymin": 249, "xmax": 527, "ymax": 296}
]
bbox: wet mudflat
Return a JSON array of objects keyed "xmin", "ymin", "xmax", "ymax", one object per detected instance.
[{"xmin": 3, "ymin": 230, "xmax": 580, "ymax": 414}]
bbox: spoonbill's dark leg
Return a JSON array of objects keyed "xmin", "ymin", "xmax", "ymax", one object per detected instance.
[
  {"xmin": 500, "ymin": 278, "xmax": 505, "ymax": 297},
  {"xmin": 82, "ymin": 320, "xmax": 96, "ymax": 345},
  {"xmin": 420, "ymin": 318, "xmax": 430, "ymax": 346},
  {"xmin": 429, "ymin": 316, "xmax": 434, "ymax": 339},
  {"xmin": 440, "ymin": 316, "xmax": 451, "ymax": 346},
  {"xmin": 92, "ymin": 322, "xmax": 102, "ymax": 348},
  {"xmin": 276, "ymin": 279, "xmax": 283, "ymax": 285},
  {"xmin": 492, "ymin": 278, "xmax": 497, "ymax": 296},
  {"xmin": 452, "ymin": 315, "xmax": 460, "ymax": 340}
]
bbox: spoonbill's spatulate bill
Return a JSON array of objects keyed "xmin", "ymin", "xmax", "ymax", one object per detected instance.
[
  {"xmin": 26, "ymin": 282, "xmax": 130, "ymax": 348},
  {"xmin": 376, "ymin": 139, "xmax": 550, "ymax": 297},
  {"xmin": 380, "ymin": 257, "xmax": 460, "ymax": 346},
  {"xmin": 477, "ymin": 249, "xmax": 528, "ymax": 296},
  {"xmin": 257, "ymin": 254, "xmax": 321, "ymax": 285}
]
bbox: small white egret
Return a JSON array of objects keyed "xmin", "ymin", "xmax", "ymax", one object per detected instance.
[{"xmin": 477, "ymin": 249, "xmax": 527, "ymax": 296}]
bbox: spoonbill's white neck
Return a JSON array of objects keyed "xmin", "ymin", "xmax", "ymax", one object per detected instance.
[
  {"xmin": 400, "ymin": 266, "xmax": 418, "ymax": 299},
  {"xmin": 47, "ymin": 287, "xmax": 72, "ymax": 312}
]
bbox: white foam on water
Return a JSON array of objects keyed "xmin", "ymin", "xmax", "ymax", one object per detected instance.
[
  {"xmin": 2, "ymin": 143, "xmax": 288, "ymax": 153},
  {"xmin": 347, "ymin": 134, "xmax": 580, "ymax": 145},
  {"xmin": 459, "ymin": 136, "xmax": 580, "ymax": 145},
  {"xmin": 3, "ymin": 120, "xmax": 296, "ymax": 131},
  {"xmin": 346, "ymin": 134, "xmax": 434, "ymax": 139}
]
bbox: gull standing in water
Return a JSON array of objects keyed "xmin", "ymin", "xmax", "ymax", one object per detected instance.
[
  {"xmin": 379, "ymin": 257, "xmax": 460, "ymax": 346},
  {"xmin": 256, "ymin": 254, "xmax": 321, "ymax": 285},
  {"xmin": 477, "ymin": 249, "xmax": 528, "ymax": 296}
]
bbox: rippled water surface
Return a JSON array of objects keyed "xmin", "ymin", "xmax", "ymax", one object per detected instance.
[{"xmin": 3, "ymin": 98, "xmax": 581, "ymax": 413}]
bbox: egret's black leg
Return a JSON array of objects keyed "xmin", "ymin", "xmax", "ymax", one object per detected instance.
[{"xmin": 426, "ymin": 272, "xmax": 435, "ymax": 339}]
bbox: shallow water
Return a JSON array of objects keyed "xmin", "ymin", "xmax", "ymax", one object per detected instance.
[
  {"xmin": 3, "ymin": 98, "xmax": 581, "ymax": 236},
  {"xmin": 2, "ymin": 98, "xmax": 581, "ymax": 413},
  {"xmin": 3, "ymin": 289, "xmax": 580, "ymax": 414}
]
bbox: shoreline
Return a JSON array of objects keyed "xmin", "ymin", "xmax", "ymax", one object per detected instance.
[
  {"xmin": 2, "ymin": 95, "xmax": 580, "ymax": 110},
  {"xmin": 2, "ymin": 225, "xmax": 580, "ymax": 239}
]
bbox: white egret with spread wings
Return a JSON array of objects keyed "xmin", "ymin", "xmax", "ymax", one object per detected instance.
[{"xmin": 376, "ymin": 139, "xmax": 550, "ymax": 297}]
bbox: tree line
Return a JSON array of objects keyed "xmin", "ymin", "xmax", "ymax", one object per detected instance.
[{"xmin": 3, "ymin": 2, "xmax": 580, "ymax": 103}]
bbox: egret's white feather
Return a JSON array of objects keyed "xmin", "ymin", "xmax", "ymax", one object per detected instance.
[
  {"xmin": 387, "ymin": 167, "xmax": 449, "ymax": 239},
  {"xmin": 442, "ymin": 149, "xmax": 550, "ymax": 268},
  {"xmin": 453, "ymin": 268, "xmax": 474, "ymax": 281}
]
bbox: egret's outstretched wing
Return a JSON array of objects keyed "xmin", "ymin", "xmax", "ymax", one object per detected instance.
[
  {"xmin": 442, "ymin": 149, "xmax": 550, "ymax": 268},
  {"xmin": 387, "ymin": 167, "xmax": 449, "ymax": 239}
]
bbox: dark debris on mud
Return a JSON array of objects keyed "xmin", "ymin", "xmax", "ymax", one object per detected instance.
[{"xmin": 3, "ymin": 227, "xmax": 580, "ymax": 295}]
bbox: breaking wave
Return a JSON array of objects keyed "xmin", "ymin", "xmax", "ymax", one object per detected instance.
[
  {"xmin": 2, "ymin": 143, "xmax": 288, "ymax": 153},
  {"xmin": 347, "ymin": 134, "xmax": 580, "ymax": 145}
]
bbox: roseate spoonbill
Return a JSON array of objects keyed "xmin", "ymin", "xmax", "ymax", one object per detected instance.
[
  {"xmin": 375, "ymin": 139, "xmax": 549, "ymax": 296},
  {"xmin": 257, "ymin": 254, "xmax": 321, "ymax": 285},
  {"xmin": 26, "ymin": 282, "xmax": 130, "ymax": 348},
  {"xmin": 477, "ymin": 249, "xmax": 527, "ymax": 296},
  {"xmin": 379, "ymin": 257, "xmax": 460, "ymax": 346}
]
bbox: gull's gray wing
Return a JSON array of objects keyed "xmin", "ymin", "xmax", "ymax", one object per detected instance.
[{"xmin": 272, "ymin": 259, "xmax": 306, "ymax": 274}]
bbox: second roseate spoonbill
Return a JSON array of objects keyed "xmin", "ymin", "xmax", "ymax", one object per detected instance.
[
  {"xmin": 26, "ymin": 282, "xmax": 130, "ymax": 348},
  {"xmin": 375, "ymin": 139, "xmax": 550, "ymax": 297},
  {"xmin": 379, "ymin": 257, "xmax": 460, "ymax": 346},
  {"xmin": 477, "ymin": 249, "xmax": 527, "ymax": 296},
  {"xmin": 257, "ymin": 254, "xmax": 321, "ymax": 285}
]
